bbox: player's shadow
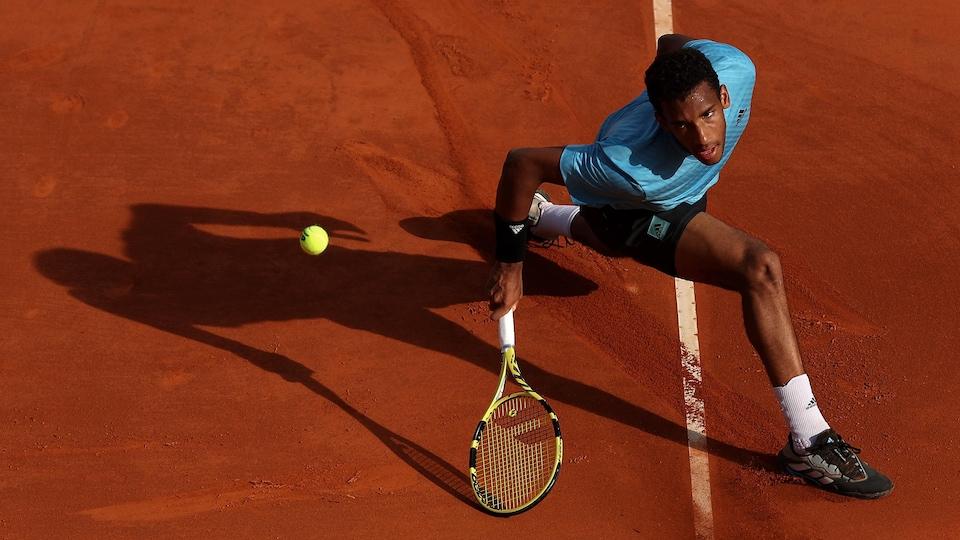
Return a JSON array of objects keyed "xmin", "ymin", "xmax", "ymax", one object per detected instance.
[{"xmin": 34, "ymin": 204, "xmax": 777, "ymax": 508}]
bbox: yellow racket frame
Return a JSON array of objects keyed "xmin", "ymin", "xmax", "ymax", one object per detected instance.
[{"xmin": 468, "ymin": 337, "xmax": 563, "ymax": 515}]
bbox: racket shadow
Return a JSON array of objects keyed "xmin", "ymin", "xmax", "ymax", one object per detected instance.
[{"xmin": 172, "ymin": 325, "xmax": 479, "ymax": 508}]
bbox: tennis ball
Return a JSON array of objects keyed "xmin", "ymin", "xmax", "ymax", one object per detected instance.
[{"xmin": 300, "ymin": 225, "xmax": 329, "ymax": 255}]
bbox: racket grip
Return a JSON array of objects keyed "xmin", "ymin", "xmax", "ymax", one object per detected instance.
[{"xmin": 498, "ymin": 309, "xmax": 515, "ymax": 350}]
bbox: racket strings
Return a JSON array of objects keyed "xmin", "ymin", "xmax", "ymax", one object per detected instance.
[{"xmin": 474, "ymin": 395, "xmax": 556, "ymax": 511}]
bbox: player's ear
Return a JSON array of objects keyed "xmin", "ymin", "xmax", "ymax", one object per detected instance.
[
  {"xmin": 720, "ymin": 85, "xmax": 731, "ymax": 109},
  {"xmin": 654, "ymin": 109, "xmax": 665, "ymax": 127}
]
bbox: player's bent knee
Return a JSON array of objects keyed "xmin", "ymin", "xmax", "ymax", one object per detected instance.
[
  {"xmin": 502, "ymin": 148, "xmax": 529, "ymax": 175},
  {"xmin": 741, "ymin": 243, "xmax": 783, "ymax": 293},
  {"xmin": 503, "ymin": 147, "xmax": 542, "ymax": 176}
]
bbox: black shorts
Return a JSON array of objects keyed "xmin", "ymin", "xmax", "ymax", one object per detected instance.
[{"xmin": 578, "ymin": 196, "xmax": 707, "ymax": 277}]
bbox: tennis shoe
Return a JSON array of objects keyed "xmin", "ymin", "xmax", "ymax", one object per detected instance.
[
  {"xmin": 778, "ymin": 428, "xmax": 893, "ymax": 499},
  {"xmin": 527, "ymin": 190, "xmax": 551, "ymax": 229},
  {"xmin": 527, "ymin": 190, "xmax": 560, "ymax": 247}
]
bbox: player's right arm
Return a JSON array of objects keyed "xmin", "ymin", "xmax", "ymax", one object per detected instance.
[{"xmin": 488, "ymin": 146, "xmax": 565, "ymax": 320}]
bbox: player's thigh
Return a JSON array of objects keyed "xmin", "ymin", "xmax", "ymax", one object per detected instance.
[
  {"xmin": 569, "ymin": 213, "xmax": 621, "ymax": 256},
  {"xmin": 674, "ymin": 212, "xmax": 767, "ymax": 291}
]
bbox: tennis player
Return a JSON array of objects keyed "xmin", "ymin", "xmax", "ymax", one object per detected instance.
[{"xmin": 486, "ymin": 34, "xmax": 892, "ymax": 499}]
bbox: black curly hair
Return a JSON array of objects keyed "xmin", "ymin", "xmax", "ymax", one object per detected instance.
[{"xmin": 644, "ymin": 48, "xmax": 720, "ymax": 113}]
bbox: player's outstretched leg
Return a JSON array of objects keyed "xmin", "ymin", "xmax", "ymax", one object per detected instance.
[{"xmin": 674, "ymin": 211, "xmax": 893, "ymax": 499}]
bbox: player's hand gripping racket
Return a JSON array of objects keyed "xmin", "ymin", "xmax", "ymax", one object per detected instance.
[{"xmin": 468, "ymin": 310, "xmax": 562, "ymax": 514}]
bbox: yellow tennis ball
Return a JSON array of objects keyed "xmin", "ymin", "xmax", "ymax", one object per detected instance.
[{"xmin": 300, "ymin": 225, "xmax": 329, "ymax": 255}]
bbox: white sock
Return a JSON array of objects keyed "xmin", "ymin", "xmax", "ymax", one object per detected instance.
[
  {"xmin": 531, "ymin": 203, "xmax": 580, "ymax": 239},
  {"xmin": 772, "ymin": 373, "xmax": 831, "ymax": 452}
]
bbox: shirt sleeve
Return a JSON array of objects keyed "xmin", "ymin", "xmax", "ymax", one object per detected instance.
[{"xmin": 559, "ymin": 143, "xmax": 646, "ymax": 207}]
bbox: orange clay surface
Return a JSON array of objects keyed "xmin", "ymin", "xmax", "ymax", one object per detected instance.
[{"xmin": 3, "ymin": 1, "xmax": 959, "ymax": 538}]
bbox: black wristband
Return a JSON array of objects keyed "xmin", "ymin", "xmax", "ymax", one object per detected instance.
[{"xmin": 494, "ymin": 212, "xmax": 528, "ymax": 263}]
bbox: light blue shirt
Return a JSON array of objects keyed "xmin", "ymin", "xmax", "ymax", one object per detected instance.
[{"xmin": 560, "ymin": 40, "xmax": 756, "ymax": 211}]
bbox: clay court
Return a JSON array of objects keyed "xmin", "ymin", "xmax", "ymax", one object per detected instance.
[{"xmin": 3, "ymin": 1, "xmax": 959, "ymax": 538}]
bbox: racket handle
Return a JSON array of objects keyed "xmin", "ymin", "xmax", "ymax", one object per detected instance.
[{"xmin": 498, "ymin": 309, "xmax": 515, "ymax": 350}]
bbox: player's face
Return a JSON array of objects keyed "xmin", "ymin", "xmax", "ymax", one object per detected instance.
[{"xmin": 656, "ymin": 82, "xmax": 731, "ymax": 165}]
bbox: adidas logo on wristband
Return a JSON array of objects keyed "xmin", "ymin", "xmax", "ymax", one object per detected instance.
[{"xmin": 509, "ymin": 224, "xmax": 525, "ymax": 234}]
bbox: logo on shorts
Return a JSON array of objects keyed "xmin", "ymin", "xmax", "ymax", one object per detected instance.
[
  {"xmin": 509, "ymin": 224, "xmax": 525, "ymax": 234},
  {"xmin": 647, "ymin": 216, "xmax": 670, "ymax": 241}
]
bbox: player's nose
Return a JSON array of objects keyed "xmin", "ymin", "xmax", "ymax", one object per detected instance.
[{"xmin": 695, "ymin": 124, "xmax": 710, "ymax": 146}]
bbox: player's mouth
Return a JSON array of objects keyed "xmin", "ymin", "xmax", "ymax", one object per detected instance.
[{"xmin": 695, "ymin": 145, "xmax": 719, "ymax": 162}]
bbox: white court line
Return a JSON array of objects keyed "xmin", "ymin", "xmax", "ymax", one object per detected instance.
[
  {"xmin": 675, "ymin": 280, "xmax": 714, "ymax": 539},
  {"xmin": 652, "ymin": 1, "xmax": 716, "ymax": 538},
  {"xmin": 652, "ymin": 0, "xmax": 674, "ymax": 41}
]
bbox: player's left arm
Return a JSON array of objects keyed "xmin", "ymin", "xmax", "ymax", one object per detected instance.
[
  {"xmin": 494, "ymin": 147, "xmax": 565, "ymax": 222},
  {"xmin": 488, "ymin": 146, "xmax": 565, "ymax": 320}
]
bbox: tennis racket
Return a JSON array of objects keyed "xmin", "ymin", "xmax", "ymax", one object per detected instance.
[{"xmin": 468, "ymin": 309, "xmax": 562, "ymax": 514}]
